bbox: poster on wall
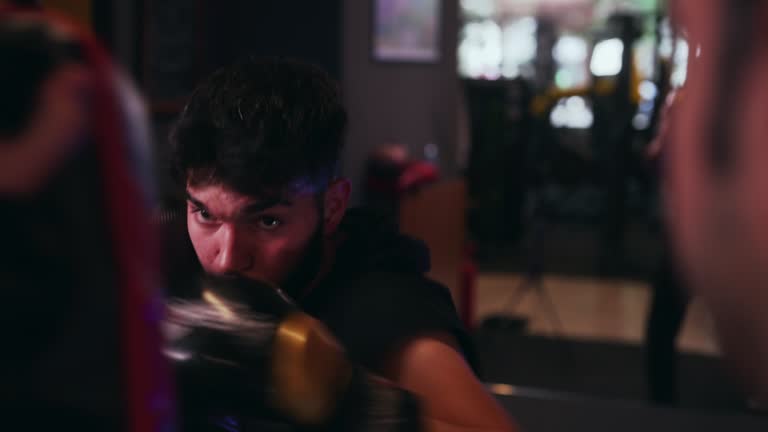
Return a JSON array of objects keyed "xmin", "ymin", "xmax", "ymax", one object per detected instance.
[{"xmin": 373, "ymin": 0, "xmax": 441, "ymax": 63}]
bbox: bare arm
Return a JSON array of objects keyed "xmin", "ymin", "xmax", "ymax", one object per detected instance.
[{"xmin": 381, "ymin": 333, "xmax": 519, "ymax": 432}]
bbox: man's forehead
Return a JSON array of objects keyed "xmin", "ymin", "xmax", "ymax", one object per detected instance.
[{"xmin": 185, "ymin": 180, "xmax": 321, "ymax": 211}]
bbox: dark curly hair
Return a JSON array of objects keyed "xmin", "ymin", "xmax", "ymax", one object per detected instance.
[{"xmin": 169, "ymin": 57, "xmax": 347, "ymax": 197}]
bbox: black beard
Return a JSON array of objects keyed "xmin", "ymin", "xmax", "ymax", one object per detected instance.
[{"xmin": 278, "ymin": 217, "xmax": 325, "ymax": 300}]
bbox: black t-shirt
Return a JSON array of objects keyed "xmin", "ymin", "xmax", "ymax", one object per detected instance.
[{"xmin": 300, "ymin": 208, "xmax": 476, "ymax": 372}]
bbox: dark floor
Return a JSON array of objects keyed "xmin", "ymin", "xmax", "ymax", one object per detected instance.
[
  {"xmin": 474, "ymin": 327, "xmax": 749, "ymax": 414},
  {"xmin": 499, "ymin": 392, "xmax": 768, "ymax": 432},
  {"xmin": 477, "ymin": 220, "xmax": 663, "ymax": 281}
]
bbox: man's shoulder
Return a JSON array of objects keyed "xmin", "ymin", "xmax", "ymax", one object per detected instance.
[
  {"xmin": 311, "ymin": 268, "xmax": 474, "ymax": 371},
  {"xmin": 317, "ymin": 268, "xmax": 460, "ymax": 342},
  {"xmin": 335, "ymin": 269, "xmax": 450, "ymax": 305},
  {"xmin": 335, "ymin": 208, "xmax": 432, "ymax": 276}
]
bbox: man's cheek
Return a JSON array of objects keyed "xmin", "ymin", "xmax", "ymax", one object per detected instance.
[{"xmin": 255, "ymin": 237, "xmax": 302, "ymax": 279}]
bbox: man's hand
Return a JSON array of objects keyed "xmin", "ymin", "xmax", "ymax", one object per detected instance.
[{"xmin": 383, "ymin": 333, "xmax": 519, "ymax": 432}]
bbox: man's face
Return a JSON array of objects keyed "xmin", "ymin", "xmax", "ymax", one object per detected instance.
[{"xmin": 185, "ymin": 182, "xmax": 324, "ymax": 293}]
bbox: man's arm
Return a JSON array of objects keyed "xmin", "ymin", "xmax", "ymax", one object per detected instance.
[{"xmin": 381, "ymin": 332, "xmax": 519, "ymax": 432}]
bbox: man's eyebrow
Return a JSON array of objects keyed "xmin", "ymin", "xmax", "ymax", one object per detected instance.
[
  {"xmin": 185, "ymin": 190, "xmax": 293, "ymax": 215},
  {"xmin": 185, "ymin": 191, "xmax": 207, "ymax": 210},
  {"xmin": 241, "ymin": 197, "xmax": 294, "ymax": 215}
]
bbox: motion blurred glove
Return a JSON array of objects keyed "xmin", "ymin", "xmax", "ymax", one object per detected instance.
[{"xmin": 165, "ymin": 276, "xmax": 421, "ymax": 431}]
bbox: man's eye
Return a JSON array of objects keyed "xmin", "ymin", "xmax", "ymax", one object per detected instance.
[
  {"xmin": 191, "ymin": 207, "xmax": 214, "ymax": 223},
  {"xmin": 257, "ymin": 216, "xmax": 282, "ymax": 230}
]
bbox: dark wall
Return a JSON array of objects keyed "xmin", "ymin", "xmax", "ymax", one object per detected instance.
[
  {"xmin": 139, "ymin": 0, "xmax": 342, "ymax": 110},
  {"xmin": 202, "ymin": 0, "xmax": 342, "ymax": 79},
  {"xmin": 139, "ymin": 0, "xmax": 343, "ymax": 199},
  {"xmin": 341, "ymin": 0, "xmax": 462, "ymax": 203},
  {"xmin": 106, "ymin": 0, "xmax": 466, "ymax": 205}
]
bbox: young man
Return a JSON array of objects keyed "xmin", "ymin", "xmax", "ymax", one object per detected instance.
[{"xmin": 170, "ymin": 57, "xmax": 516, "ymax": 431}]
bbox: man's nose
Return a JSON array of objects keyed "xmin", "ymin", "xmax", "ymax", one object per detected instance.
[{"xmin": 210, "ymin": 223, "xmax": 252, "ymax": 275}]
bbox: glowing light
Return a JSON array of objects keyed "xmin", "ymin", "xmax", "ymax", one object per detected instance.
[
  {"xmin": 638, "ymin": 80, "xmax": 658, "ymax": 101},
  {"xmin": 670, "ymin": 38, "xmax": 689, "ymax": 88},
  {"xmin": 658, "ymin": 17, "xmax": 673, "ymax": 59},
  {"xmin": 488, "ymin": 383, "xmax": 517, "ymax": 396},
  {"xmin": 590, "ymin": 38, "xmax": 624, "ymax": 77},
  {"xmin": 460, "ymin": 0, "xmax": 495, "ymax": 18},
  {"xmin": 633, "ymin": 113, "xmax": 651, "ymax": 130},
  {"xmin": 550, "ymin": 96, "xmax": 594, "ymax": 129},
  {"xmin": 501, "ymin": 17, "xmax": 537, "ymax": 78},
  {"xmin": 553, "ymin": 35, "xmax": 588, "ymax": 65},
  {"xmin": 555, "ymin": 69, "xmax": 573, "ymax": 89},
  {"xmin": 634, "ymin": 37, "xmax": 656, "ymax": 79},
  {"xmin": 502, "ymin": 63, "xmax": 520, "ymax": 79},
  {"xmin": 458, "ymin": 20, "xmax": 503, "ymax": 79},
  {"xmin": 639, "ymin": 100, "xmax": 655, "ymax": 114}
]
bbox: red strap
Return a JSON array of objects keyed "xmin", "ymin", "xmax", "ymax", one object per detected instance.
[{"xmin": 0, "ymin": 8, "xmax": 174, "ymax": 431}]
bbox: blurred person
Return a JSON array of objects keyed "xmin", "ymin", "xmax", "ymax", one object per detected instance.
[
  {"xmin": 644, "ymin": 89, "xmax": 692, "ymax": 405},
  {"xmin": 665, "ymin": 0, "xmax": 768, "ymax": 407},
  {"xmin": 0, "ymin": 7, "xmax": 171, "ymax": 431},
  {"xmin": 169, "ymin": 57, "xmax": 517, "ymax": 431},
  {"xmin": 645, "ymin": 255, "xmax": 689, "ymax": 404}
]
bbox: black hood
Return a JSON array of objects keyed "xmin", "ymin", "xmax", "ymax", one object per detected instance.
[{"xmin": 335, "ymin": 208, "xmax": 430, "ymax": 275}]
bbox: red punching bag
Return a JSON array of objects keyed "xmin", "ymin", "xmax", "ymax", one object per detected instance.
[{"xmin": 0, "ymin": 7, "xmax": 174, "ymax": 431}]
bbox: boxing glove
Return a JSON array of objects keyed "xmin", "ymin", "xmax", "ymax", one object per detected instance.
[{"xmin": 165, "ymin": 276, "xmax": 421, "ymax": 431}]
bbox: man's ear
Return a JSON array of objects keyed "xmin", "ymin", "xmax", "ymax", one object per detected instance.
[{"xmin": 322, "ymin": 178, "xmax": 351, "ymax": 235}]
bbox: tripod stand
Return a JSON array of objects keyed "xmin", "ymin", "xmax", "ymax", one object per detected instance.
[{"xmin": 497, "ymin": 190, "xmax": 565, "ymax": 336}]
